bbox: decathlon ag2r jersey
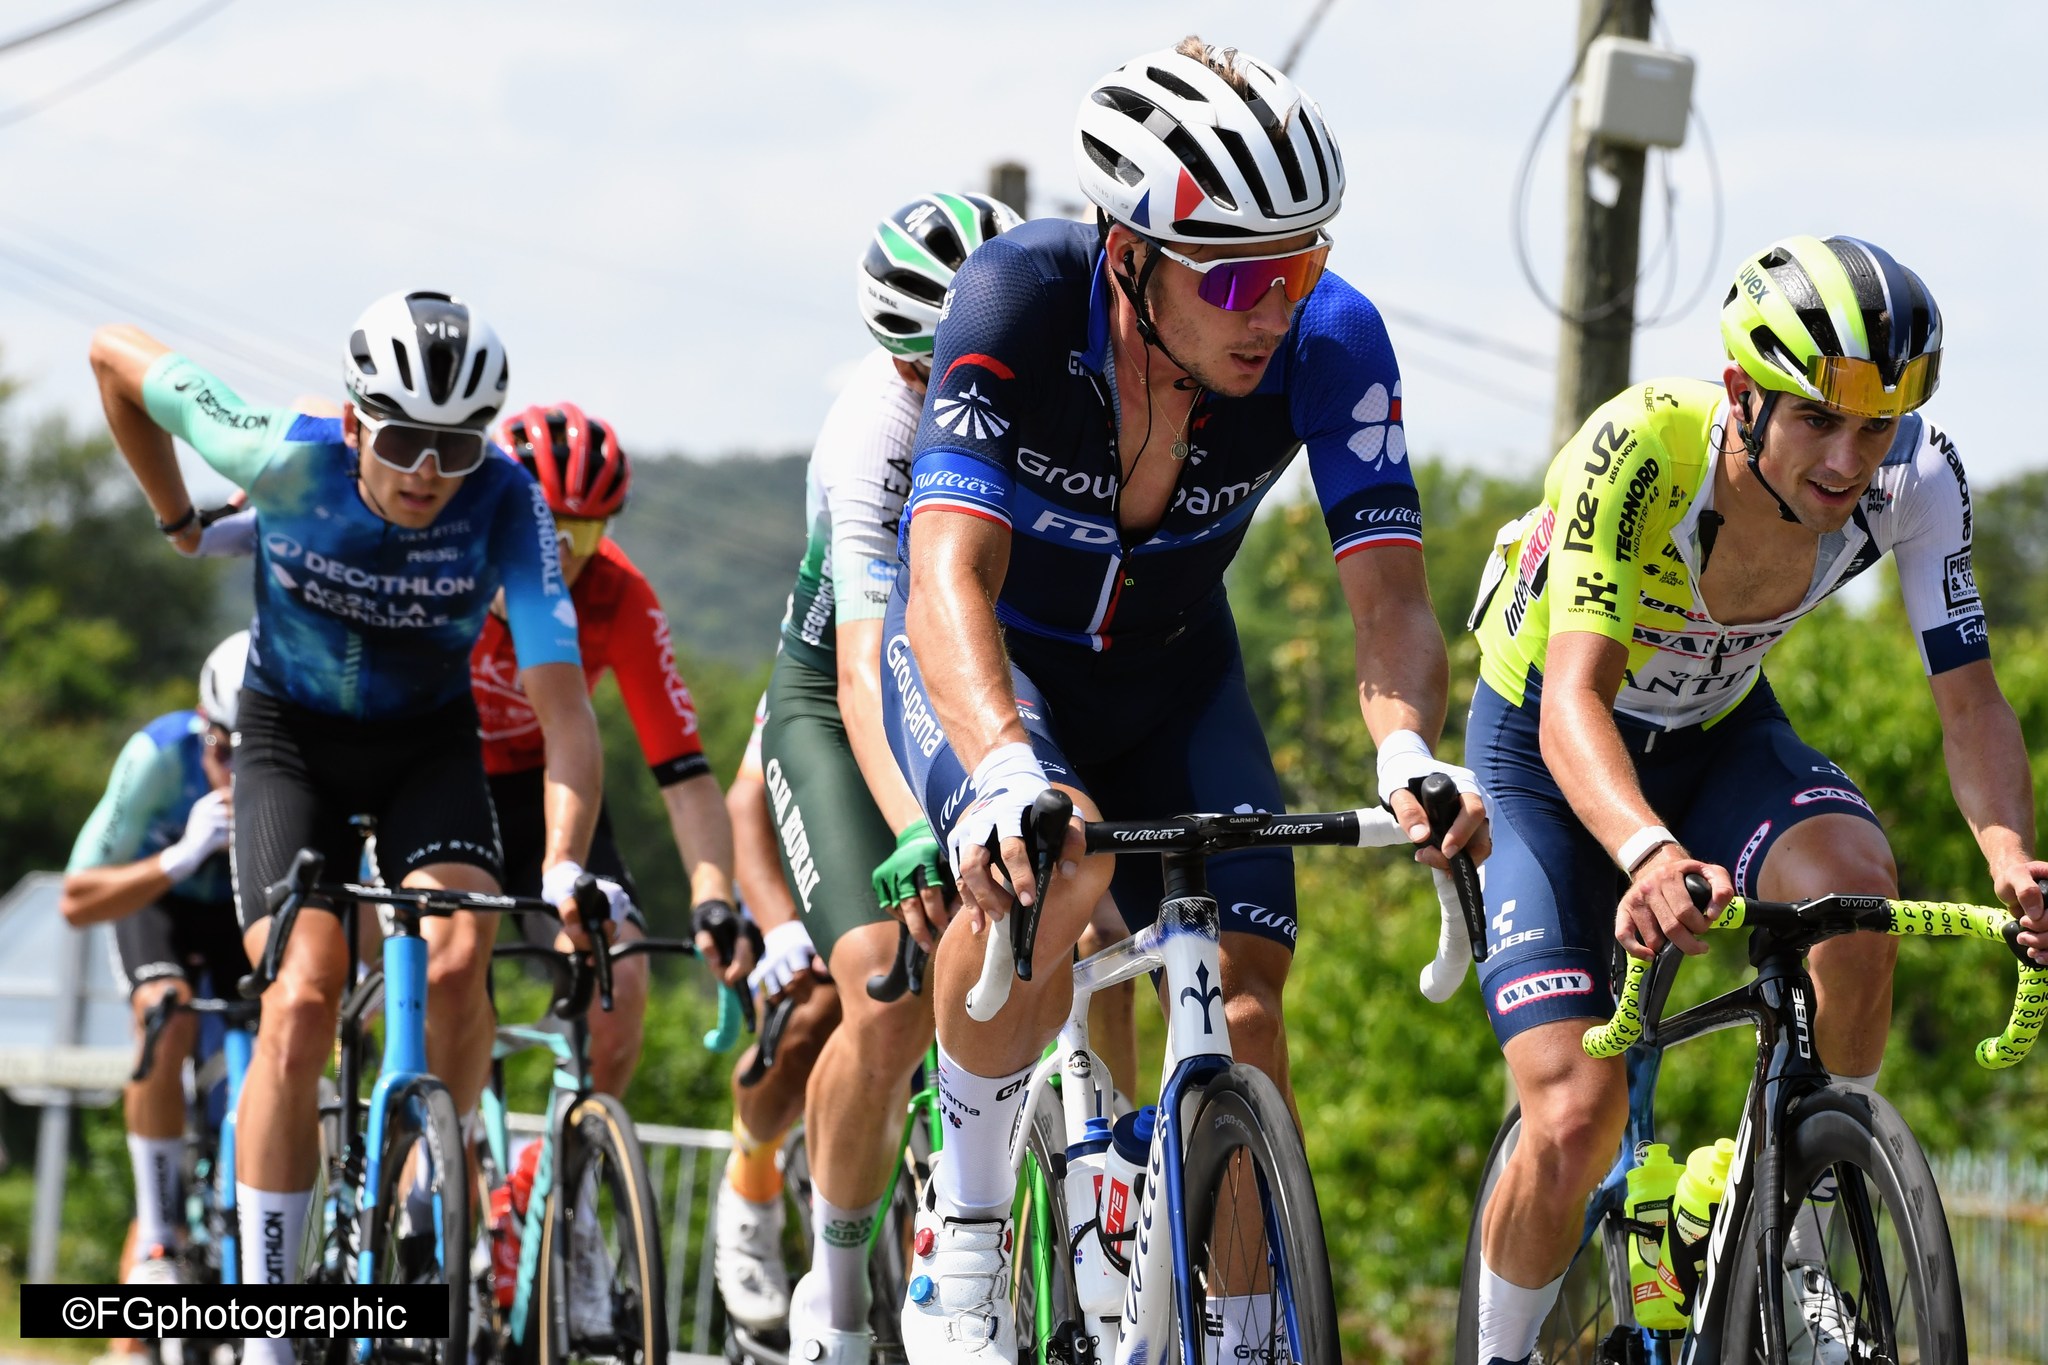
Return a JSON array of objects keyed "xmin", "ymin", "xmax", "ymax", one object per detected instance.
[
  {"xmin": 780, "ymin": 349, "xmax": 921, "ymax": 673},
  {"xmin": 1472, "ymin": 378, "xmax": 1986, "ymax": 728},
  {"xmin": 901, "ymin": 218, "xmax": 1422, "ymax": 651},
  {"xmin": 143, "ymin": 354, "xmax": 580, "ymax": 720},
  {"xmin": 68, "ymin": 710, "xmax": 233, "ymax": 905}
]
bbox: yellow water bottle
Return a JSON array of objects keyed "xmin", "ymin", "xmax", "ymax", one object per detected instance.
[
  {"xmin": 1658, "ymin": 1138, "xmax": 1735, "ymax": 1314},
  {"xmin": 1623, "ymin": 1143, "xmax": 1686, "ymax": 1331}
]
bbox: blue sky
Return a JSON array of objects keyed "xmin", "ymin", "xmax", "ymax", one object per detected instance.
[{"xmin": 2, "ymin": 0, "xmax": 2042, "ymax": 486}]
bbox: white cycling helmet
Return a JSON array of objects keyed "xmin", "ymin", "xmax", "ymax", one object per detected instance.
[
  {"xmin": 1074, "ymin": 40, "xmax": 1344, "ymax": 244},
  {"xmin": 199, "ymin": 630, "xmax": 250, "ymax": 732},
  {"xmin": 857, "ymin": 192, "xmax": 1024, "ymax": 356},
  {"xmin": 344, "ymin": 290, "xmax": 508, "ymax": 429}
]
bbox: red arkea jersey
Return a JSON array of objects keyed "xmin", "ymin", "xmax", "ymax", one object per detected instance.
[{"xmin": 472, "ymin": 538, "xmax": 711, "ymax": 785}]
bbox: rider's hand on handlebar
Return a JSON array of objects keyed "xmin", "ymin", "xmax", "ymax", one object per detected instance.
[
  {"xmin": 948, "ymin": 743, "xmax": 1052, "ymax": 932},
  {"xmin": 748, "ymin": 920, "xmax": 828, "ymax": 1001},
  {"xmin": 1616, "ymin": 846, "xmax": 1728, "ymax": 960},
  {"xmin": 1992, "ymin": 859, "xmax": 2048, "ymax": 964},
  {"xmin": 874, "ymin": 819, "xmax": 952, "ymax": 952},
  {"xmin": 691, "ymin": 899, "xmax": 761, "ymax": 987},
  {"xmin": 1376, "ymin": 730, "xmax": 1490, "ymax": 866},
  {"xmin": 542, "ymin": 860, "xmax": 627, "ymax": 951}
]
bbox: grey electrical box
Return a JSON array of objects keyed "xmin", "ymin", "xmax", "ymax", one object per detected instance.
[{"xmin": 1577, "ymin": 36, "xmax": 1694, "ymax": 149}]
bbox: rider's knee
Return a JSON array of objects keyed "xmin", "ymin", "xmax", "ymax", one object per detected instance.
[
  {"xmin": 1514, "ymin": 1065, "xmax": 1628, "ymax": 1196},
  {"xmin": 1222, "ymin": 988, "xmax": 1286, "ymax": 1075},
  {"xmin": 425, "ymin": 935, "xmax": 490, "ymax": 998},
  {"xmin": 262, "ymin": 974, "xmax": 343, "ymax": 1071}
]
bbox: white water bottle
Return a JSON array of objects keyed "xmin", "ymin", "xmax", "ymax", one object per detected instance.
[
  {"xmin": 1097, "ymin": 1107, "xmax": 1155, "ymax": 1276},
  {"xmin": 1064, "ymin": 1117, "xmax": 1123, "ymax": 1317}
]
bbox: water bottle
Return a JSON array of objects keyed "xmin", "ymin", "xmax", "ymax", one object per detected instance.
[
  {"xmin": 1658, "ymin": 1137, "xmax": 1735, "ymax": 1314},
  {"xmin": 1622, "ymin": 1143, "xmax": 1685, "ymax": 1331},
  {"xmin": 1098, "ymin": 1107, "xmax": 1156, "ymax": 1269},
  {"xmin": 1063, "ymin": 1117, "xmax": 1121, "ymax": 1317}
]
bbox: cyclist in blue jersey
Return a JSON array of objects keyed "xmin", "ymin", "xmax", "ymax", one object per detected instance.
[
  {"xmin": 90, "ymin": 291, "xmax": 606, "ymax": 1362},
  {"xmin": 880, "ymin": 39, "xmax": 1488, "ymax": 1362},
  {"xmin": 60, "ymin": 634, "xmax": 252, "ymax": 1307}
]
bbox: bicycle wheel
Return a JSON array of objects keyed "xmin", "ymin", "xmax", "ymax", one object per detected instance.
[
  {"xmin": 536, "ymin": 1093, "xmax": 668, "ymax": 1365},
  {"xmin": 1454, "ymin": 1105, "xmax": 1631, "ymax": 1365},
  {"xmin": 1174, "ymin": 1063, "xmax": 1340, "ymax": 1364},
  {"xmin": 360, "ymin": 1077, "xmax": 470, "ymax": 1365},
  {"xmin": 1013, "ymin": 1099, "xmax": 1080, "ymax": 1365},
  {"xmin": 1722, "ymin": 1086, "xmax": 1963, "ymax": 1363}
]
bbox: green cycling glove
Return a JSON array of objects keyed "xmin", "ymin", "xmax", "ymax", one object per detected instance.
[{"xmin": 871, "ymin": 818, "xmax": 948, "ymax": 910}]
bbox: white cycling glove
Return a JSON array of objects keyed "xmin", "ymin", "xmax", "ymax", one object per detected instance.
[
  {"xmin": 159, "ymin": 788, "xmax": 232, "ymax": 885},
  {"xmin": 1375, "ymin": 729, "xmax": 1486, "ymax": 828},
  {"xmin": 748, "ymin": 920, "xmax": 826, "ymax": 997},
  {"xmin": 541, "ymin": 860, "xmax": 633, "ymax": 924},
  {"xmin": 195, "ymin": 507, "xmax": 259, "ymax": 559},
  {"xmin": 946, "ymin": 742, "xmax": 1052, "ymax": 878}
]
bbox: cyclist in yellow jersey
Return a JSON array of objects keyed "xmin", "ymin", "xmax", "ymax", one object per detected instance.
[{"xmin": 1460, "ymin": 236, "xmax": 2048, "ymax": 1365}]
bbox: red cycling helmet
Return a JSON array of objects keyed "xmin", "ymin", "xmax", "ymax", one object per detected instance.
[{"xmin": 499, "ymin": 403, "xmax": 631, "ymax": 518}]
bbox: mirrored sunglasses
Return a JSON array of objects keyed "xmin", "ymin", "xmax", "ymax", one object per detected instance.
[
  {"xmin": 357, "ymin": 410, "xmax": 490, "ymax": 478},
  {"xmin": 1153, "ymin": 233, "xmax": 1333, "ymax": 312},
  {"xmin": 554, "ymin": 516, "xmax": 608, "ymax": 557},
  {"xmin": 1805, "ymin": 350, "xmax": 1940, "ymax": 419}
]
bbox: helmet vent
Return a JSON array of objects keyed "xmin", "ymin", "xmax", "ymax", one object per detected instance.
[
  {"xmin": 922, "ymin": 221, "xmax": 966, "ymax": 270},
  {"xmin": 349, "ymin": 329, "xmax": 376, "ymax": 375},
  {"xmin": 462, "ymin": 350, "xmax": 489, "ymax": 400},
  {"xmin": 423, "ymin": 339, "xmax": 460, "ymax": 405},
  {"xmin": 1146, "ymin": 65, "xmax": 1207, "ymax": 102},
  {"xmin": 873, "ymin": 311, "xmax": 921, "ymax": 336},
  {"xmin": 1162, "ymin": 124, "xmax": 1235, "ymax": 210},
  {"xmin": 1081, "ymin": 132, "xmax": 1144, "ymax": 188},
  {"xmin": 1213, "ymin": 128, "xmax": 1278, "ymax": 219},
  {"xmin": 392, "ymin": 341, "xmax": 415, "ymax": 393}
]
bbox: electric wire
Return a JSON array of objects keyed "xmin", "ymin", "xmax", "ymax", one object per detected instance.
[
  {"xmin": 0, "ymin": 0, "xmax": 156, "ymax": 57},
  {"xmin": 0, "ymin": 0, "xmax": 236, "ymax": 132}
]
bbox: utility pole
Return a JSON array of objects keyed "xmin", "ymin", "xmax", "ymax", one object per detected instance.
[
  {"xmin": 1550, "ymin": 0, "xmax": 1654, "ymax": 454},
  {"xmin": 989, "ymin": 161, "xmax": 1030, "ymax": 219}
]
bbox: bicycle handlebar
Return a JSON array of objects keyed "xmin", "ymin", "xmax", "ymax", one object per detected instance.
[
  {"xmin": 1584, "ymin": 873, "xmax": 2047, "ymax": 1069},
  {"xmin": 867, "ymin": 922, "xmax": 929, "ymax": 1003},
  {"xmin": 131, "ymin": 992, "xmax": 260, "ymax": 1083},
  {"xmin": 963, "ymin": 776, "xmax": 1478, "ymax": 1022},
  {"xmin": 736, "ymin": 994, "xmax": 798, "ymax": 1088}
]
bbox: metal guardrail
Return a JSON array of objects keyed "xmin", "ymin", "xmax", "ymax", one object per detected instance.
[
  {"xmin": 505, "ymin": 1111, "xmax": 737, "ymax": 1365},
  {"xmin": 1932, "ymin": 1149, "xmax": 2048, "ymax": 1364}
]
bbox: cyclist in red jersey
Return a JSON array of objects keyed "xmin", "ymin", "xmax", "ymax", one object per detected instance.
[{"xmin": 475, "ymin": 403, "xmax": 750, "ymax": 1100}]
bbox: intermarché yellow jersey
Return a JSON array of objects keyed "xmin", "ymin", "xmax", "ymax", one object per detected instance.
[{"xmin": 1472, "ymin": 378, "xmax": 1987, "ymax": 730}]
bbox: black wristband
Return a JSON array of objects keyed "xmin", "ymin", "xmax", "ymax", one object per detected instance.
[{"xmin": 156, "ymin": 505, "xmax": 198, "ymax": 536}]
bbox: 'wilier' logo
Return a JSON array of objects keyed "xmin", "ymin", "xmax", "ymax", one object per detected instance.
[
  {"xmin": 1574, "ymin": 572, "xmax": 1620, "ymax": 611},
  {"xmin": 932, "ymin": 383, "xmax": 1010, "ymax": 440}
]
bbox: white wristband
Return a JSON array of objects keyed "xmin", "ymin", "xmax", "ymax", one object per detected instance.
[{"xmin": 1617, "ymin": 825, "xmax": 1677, "ymax": 876}]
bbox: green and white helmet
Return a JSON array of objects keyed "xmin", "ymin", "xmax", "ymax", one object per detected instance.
[
  {"xmin": 857, "ymin": 192, "xmax": 1024, "ymax": 356},
  {"xmin": 1720, "ymin": 235, "xmax": 1943, "ymax": 419}
]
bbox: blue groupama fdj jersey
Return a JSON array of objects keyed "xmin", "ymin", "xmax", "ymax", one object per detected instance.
[
  {"xmin": 144, "ymin": 354, "xmax": 581, "ymax": 720},
  {"xmin": 899, "ymin": 219, "xmax": 1423, "ymax": 652},
  {"xmin": 67, "ymin": 710, "xmax": 232, "ymax": 904}
]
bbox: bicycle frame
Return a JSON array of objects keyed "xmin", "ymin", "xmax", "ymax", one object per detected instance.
[
  {"xmin": 211, "ymin": 1001, "xmax": 256, "ymax": 1284},
  {"xmin": 484, "ymin": 1009, "xmax": 588, "ymax": 1348},
  {"xmin": 1578, "ymin": 940, "xmax": 1839, "ymax": 1363}
]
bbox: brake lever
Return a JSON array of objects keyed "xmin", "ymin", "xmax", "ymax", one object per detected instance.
[
  {"xmin": 1012, "ymin": 789, "xmax": 1074, "ymax": 985},
  {"xmin": 1413, "ymin": 773, "xmax": 1486, "ymax": 963},
  {"xmin": 737, "ymin": 994, "xmax": 798, "ymax": 1088},
  {"xmin": 573, "ymin": 877, "xmax": 615, "ymax": 1012}
]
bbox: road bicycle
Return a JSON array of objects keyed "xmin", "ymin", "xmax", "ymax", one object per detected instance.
[
  {"xmin": 473, "ymin": 917, "xmax": 749, "ymax": 1365},
  {"xmin": 1454, "ymin": 874, "xmax": 2046, "ymax": 1363},
  {"xmin": 975, "ymin": 777, "xmax": 1481, "ymax": 1365},
  {"xmin": 129, "ymin": 974, "xmax": 261, "ymax": 1364},
  {"xmin": 245, "ymin": 846, "xmax": 608, "ymax": 1365}
]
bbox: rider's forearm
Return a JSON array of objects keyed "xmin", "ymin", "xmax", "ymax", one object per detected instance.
[
  {"xmin": 1539, "ymin": 681, "xmax": 1669, "ymax": 861},
  {"xmin": 838, "ymin": 619, "xmax": 930, "ymax": 833},
  {"xmin": 1939, "ymin": 686, "xmax": 2036, "ymax": 868},
  {"xmin": 660, "ymin": 772, "xmax": 736, "ymax": 905},
  {"xmin": 89, "ymin": 325, "xmax": 188, "ymax": 523},
  {"xmin": 1351, "ymin": 593, "xmax": 1449, "ymax": 746},
  {"xmin": 527, "ymin": 666, "xmax": 602, "ymax": 871},
  {"xmin": 905, "ymin": 528, "xmax": 1027, "ymax": 773},
  {"xmin": 58, "ymin": 860, "xmax": 174, "ymax": 926},
  {"xmin": 726, "ymin": 772, "xmax": 800, "ymax": 932}
]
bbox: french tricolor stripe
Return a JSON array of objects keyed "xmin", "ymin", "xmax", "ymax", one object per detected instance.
[
  {"xmin": 911, "ymin": 497, "xmax": 1011, "ymax": 530},
  {"xmin": 1332, "ymin": 527, "xmax": 1423, "ymax": 561}
]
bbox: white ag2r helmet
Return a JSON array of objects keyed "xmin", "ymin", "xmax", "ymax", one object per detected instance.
[
  {"xmin": 1074, "ymin": 41, "xmax": 1344, "ymax": 243},
  {"xmin": 857, "ymin": 192, "xmax": 1024, "ymax": 356},
  {"xmin": 199, "ymin": 630, "xmax": 250, "ymax": 732},
  {"xmin": 344, "ymin": 290, "xmax": 509, "ymax": 428}
]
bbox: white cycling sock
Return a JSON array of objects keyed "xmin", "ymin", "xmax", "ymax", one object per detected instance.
[
  {"xmin": 932, "ymin": 1044, "xmax": 1031, "ymax": 1213},
  {"xmin": 1475, "ymin": 1260, "xmax": 1562, "ymax": 1365},
  {"xmin": 810, "ymin": 1193, "xmax": 879, "ymax": 1331},
  {"xmin": 1203, "ymin": 1293, "xmax": 1276, "ymax": 1365},
  {"xmin": 239, "ymin": 1184, "xmax": 311, "ymax": 1365},
  {"xmin": 1783, "ymin": 1066, "xmax": 1881, "ymax": 1267},
  {"xmin": 129, "ymin": 1134, "xmax": 185, "ymax": 1251}
]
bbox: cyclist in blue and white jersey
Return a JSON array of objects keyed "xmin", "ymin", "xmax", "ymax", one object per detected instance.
[
  {"xmin": 881, "ymin": 39, "xmax": 1488, "ymax": 1362},
  {"xmin": 91, "ymin": 292, "xmax": 605, "ymax": 1358},
  {"xmin": 61, "ymin": 633, "xmax": 252, "ymax": 1302}
]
